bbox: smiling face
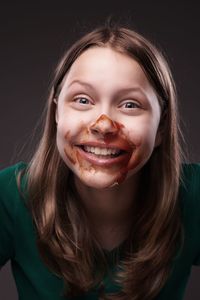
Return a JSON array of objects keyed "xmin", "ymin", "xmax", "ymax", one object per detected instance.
[{"xmin": 55, "ymin": 46, "xmax": 162, "ymax": 189}]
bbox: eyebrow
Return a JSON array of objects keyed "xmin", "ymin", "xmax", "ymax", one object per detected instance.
[{"xmin": 67, "ymin": 79, "xmax": 148, "ymax": 97}]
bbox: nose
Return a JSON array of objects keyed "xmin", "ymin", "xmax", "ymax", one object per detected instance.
[{"xmin": 89, "ymin": 114, "xmax": 119, "ymax": 137}]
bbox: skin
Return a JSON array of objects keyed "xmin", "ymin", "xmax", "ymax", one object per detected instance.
[{"xmin": 55, "ymin": 47, "xmax": 162, "ymax": 250}]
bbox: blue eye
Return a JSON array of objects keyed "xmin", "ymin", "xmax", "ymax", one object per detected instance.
[
  {"xmin": 122, "ymin": 102, "xmax": 140, "ymax": 109},
  {"xmin": 74, "ymin": 97, "xmax": 90, "ymax": 104}
]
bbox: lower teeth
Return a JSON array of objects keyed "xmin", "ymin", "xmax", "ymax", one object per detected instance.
[
  {"xmin": 80, "ymin": 146, "xmax": 121, "ymax": 158},
  {"xmin": 91, "ymin": 153, "xmax": 115, "ymax": 158},
  {"xmin": 85, "ymin": 151, "xmax": 118, "ymax": 158}
]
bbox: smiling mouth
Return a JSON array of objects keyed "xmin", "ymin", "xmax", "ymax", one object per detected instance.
[{"xmin": 77, "ymin": 145, "xmax": 127, "ymax": 159}]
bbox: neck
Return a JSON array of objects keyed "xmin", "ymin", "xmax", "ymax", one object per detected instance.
[
  {"xmin": 74, "ymin": 173, "xmax": 140, "ymax": 250},
  {"xmin": 74, "ymin": 172, "xmax": 141, "ymax": 228}
]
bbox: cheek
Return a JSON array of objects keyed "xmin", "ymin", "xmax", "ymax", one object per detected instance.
[
  {"xmin": 56, "ymin": 117, "xmax": 76, "ymax": 165},
  {"xmin": 56, "ymin": 117, "xmax": 91, "ymax": 169},
  {"xmin": 56, "ymin": 109, "xmax": 85, "ymax": 144},
  {"xmin": 127, "ymin": 118, "xmax": 159, "ymax": 149},
  {"xmin": 57, "ymin": 111, "xmax": 78, "ymax": 133},
  {"xmin": 114, "ymin": 122, "xmax": 159, "ymax": 184},
  {"xmin": 56, "ymin": 128, "xmax": 79, "ymax": 169}
]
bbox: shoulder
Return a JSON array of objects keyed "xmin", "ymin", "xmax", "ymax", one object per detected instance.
[
  {"xmin": 0, "ymin": 161, "xmax": 28, "ymax": 210},
  {"xmin": 181, "ymin": 162, "xmax": 200, "ymax": 184},
  {"xmin": 179, "ymin": 163, "xmax": 200, "ymax": 265},
  {"xmin": 179, "ymin": 162, "xmax": 200, "ymax": 213},
  {"xmin": 0, "ymin": 162, "xmax": 28, "ymax": 265},
  {"xmin": 0, "ymin": 161, "xmax": 27, "ymax": 182},
  {"xmin": 179, "ymin": 163, "xmax": 200, "ymax": 205}
]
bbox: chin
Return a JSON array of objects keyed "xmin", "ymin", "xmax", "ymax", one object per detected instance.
[{"xmin": 80, "ymin": 175, "xmax": 120, "ymax": 190}]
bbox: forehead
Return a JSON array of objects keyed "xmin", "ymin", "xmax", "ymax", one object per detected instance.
[
  {"xmin": 63, "ymin": 47, "xmax": 151, "ymax": 89},
  {"xmin": 57, "ymin": 46, "xmax": 160, "ymax": 111}
]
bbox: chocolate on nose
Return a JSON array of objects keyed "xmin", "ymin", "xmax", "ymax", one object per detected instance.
[{"xmin": 90, "ymin": 114, "xmax": 119, "ymax": 134}]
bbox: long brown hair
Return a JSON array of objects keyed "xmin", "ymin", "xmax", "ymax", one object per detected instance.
[{"xmin": 18, "ymin": 21, "xmax": 185, "ymax": 299}]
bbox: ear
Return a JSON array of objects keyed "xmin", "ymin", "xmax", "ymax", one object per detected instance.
[{"xmin": 53, "ymin": 98, "xmax": 58, "ymax": 124}]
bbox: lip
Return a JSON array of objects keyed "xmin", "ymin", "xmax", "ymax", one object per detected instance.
[{"xmin": 76, "ymin": 145, "xmax": 131, "ymax": 167}]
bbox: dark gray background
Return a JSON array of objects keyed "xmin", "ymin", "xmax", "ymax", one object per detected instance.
[{"xmin": 0, "ymin": 1, "xmax": 200, "ymax": 299}]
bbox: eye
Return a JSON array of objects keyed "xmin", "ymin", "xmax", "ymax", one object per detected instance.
[
  {"xmin": 74, "ymin": 97, "xmax": 91, "ymax": 105},
  {"xmin": 70, "ymin": 96, "xmax": 93, "ymax": 110},
  {"xmin": 121, "ymin": 101, "xmax": 141, "ymax": 109},
  {"xmin": 124, "ymin": 102, "xmax": 140, "ymax": 108}
]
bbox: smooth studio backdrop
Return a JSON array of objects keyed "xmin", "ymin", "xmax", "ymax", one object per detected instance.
[{"xmin": 0, "ymin": 1, "xmax": 200, "ymax": 299}]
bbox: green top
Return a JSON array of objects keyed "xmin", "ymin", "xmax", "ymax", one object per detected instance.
[{"xmin": 0, "ymin": 162, "xmax": 200, "ymax": 300}]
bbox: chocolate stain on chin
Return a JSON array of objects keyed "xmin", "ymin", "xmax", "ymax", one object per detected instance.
[
  {"xmin": 63, "ymin": 115, "xmax": 142, "ymax": 185},
  {"xmin": 114, "ymin": 151, "xmax": 142, "ymax": 185}
]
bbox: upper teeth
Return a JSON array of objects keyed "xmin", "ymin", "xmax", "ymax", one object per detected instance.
[{"xmin": 84, "ymin": 146, "xmax": 120, "ymax": 155}]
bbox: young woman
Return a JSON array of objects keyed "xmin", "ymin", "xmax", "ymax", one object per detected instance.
[{"xmin": 0, "ymin": 22, "xmax": 200, "ymax": 300}]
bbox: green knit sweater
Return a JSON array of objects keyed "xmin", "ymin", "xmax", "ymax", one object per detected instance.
[{"xmin": 0, "ymin": 162, "xmax": 200, "ymax": 299}]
